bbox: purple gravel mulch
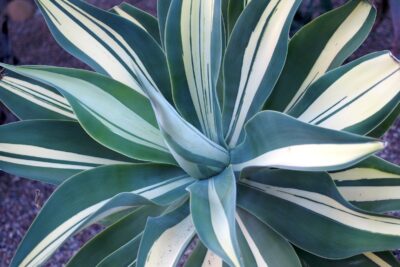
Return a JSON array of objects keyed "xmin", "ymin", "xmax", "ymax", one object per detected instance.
[{"xmin": 0, "ymin": 0, "xmax": 399, "ymax": 266}]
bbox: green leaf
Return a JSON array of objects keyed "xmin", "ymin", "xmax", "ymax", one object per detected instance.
[
  {"xmin": 0, "ymin": 120, "xmax": 133, "ymax": 184},
  {"xmin": 157, "ymin": 0, "xmax": 172, "ymax": 48},
  {"xmin": 231, "ymin": 111, "xmax": 383, "ymax": 172},
  {"xmin": 183, "ymin": 209, "xmax": 302, "ymax": 267},
  {"xmin": 145, "ymin": 82, "xmax": 230, "ymax": 179},
  {"xmin": 238, "ymin": 168, "xmax": 400, "ymax": 259},
  {"xmin": 265, "ymin": 0, "xmax": 376, "ymax": 112},
  {"xmin": 110, "ymin": 2, "xmax": 161, "ymax": 44},
  {"xmin": 11, "ymin": 164, "xmax": 194, "ymax": 267},
  {"xmin": 137, "ymin": 202, "xmax": 195, "ymax": 267},
  {"xmin": 35, "ymin": 0, "xmax": 172, "ymax": 102},
  {"xmin": 236, "ymin": 208, "xmax": 301, "ymax": 267},
  {"xmin": 368, "ymin": 102, "xmax": 400, "ymax": 138},
  {"xmin": 166, "ymin": 0, "xmax": 224, "ymax": 144},
  {"xmin": 289, "ymin": 51, "xmax": 400, "ymax": 135},
  {"xmin": 97, "ymin": 235, "xmax": 141, "ymax": 267},
  {"xmin": 0, "ymin": 72, "xmax": 76, "ymax": 120},
  {"xmin": 331, "ymin": 156, "xmax": 400, "ymax": 213},
  {"xmin": 1, "ymin": 65, "xmax": 176, "ymax": 165},
  {"xmin": 297, "ymin": 248, "xmax": 400, "ymax": 267},
  {"xmin": 188, "ymin": 166, "xmax": 242, "ymax": 267},
  {"xmin": 222, "ymin": 0, "xmax": 301, "ymax": 148},
  {"xmin": 68, "ymin": 206, "xmax": 164, "ymax": 267},
  {"xmin": 226, "ymin": 0, "xmax": 244, "ymax": 34}
]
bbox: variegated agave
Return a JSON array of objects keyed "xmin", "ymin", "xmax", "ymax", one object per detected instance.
[{"xmin": 1, "ymin": 0, "xmax": 400, "ymax": 266}]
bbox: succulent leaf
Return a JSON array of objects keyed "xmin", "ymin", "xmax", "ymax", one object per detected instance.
[
  {"xmin": 0, "ymin": 120, "xmax": 134, "ymax": 184},
  {"xmin": 266, "ymin": 0, "xmax": 376, "ymax": 112},
  {"xmin": 332, "ymin": 156, "xmax": 400, "ymax": 213}
]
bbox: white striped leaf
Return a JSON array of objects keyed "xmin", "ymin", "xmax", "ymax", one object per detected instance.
[
  {"xmin": 137, "ymin": 203, "xmax": 196, "ymax": 267},
  {"xmin": 289, "ymin": 52, "xmax": 400, "ymax": 135},
  {"xmin": 110, "ymin": 2, "xmax": 161, "ymax": 44},
  {"xmin": 166, "ymin": 0, "xmax": 224, "ymax": 144},
  {"xmin": 331, "ymin": 156, "xmax": 400, "ymax": 213},
  {"xmin": 184, "ymin": 244, "xmax": 228, "ymax": 267},
  {"xmin": 11, "ymin": 164, "xmax": 194, "ymax": 267},
  {"xmin": 265, "ymin": 0, "xmax": 376, "ymax": 112},
  {"xmin": 145, "ymin": 84, "xmax": 230, "ymax": 179},
  {"xmin": 0, "ymin": 120, "xmax": 133, "ymax": 185},
  {"xmin": 238, "ymin": 169, "xmax": 400, "ymax": 259},
  {"xmin": 184, "ymin": 209, "xmax": 301, "ymax": 267},
  {"xmin": 68, "ymin": 206, "xmax": 164, "ymax": 267},
  {"xmin": 36, "ymin": 0, "xmax": 172, "ymax": 102},
  {"xmin": 297, "ymin": 248, "xmax": 400, "ymax": 267},
  {"xmin": 187, "ymin": 166, "xmax": 243, "ymax": 267},
  {"xmin": 0, "ymin": 72, "xmax": 76, "ymax": 120},
  {"xmin": 231, "ymin": 111, "xmax": 384, "ymax": 172},
  {"xmin": 222, "ymin": 0, "xmax": 301, "ymax": 148},
  {"xmin": 157, "ymin": 0, "xmax": 172, "ymax": 48},
  {"xmin": 235, "ymin": 208, "xmax": 301, "ymax": 267},
  {"xmin": 1, "ymin": 65, "xmax": 176, "ymax": 164}
]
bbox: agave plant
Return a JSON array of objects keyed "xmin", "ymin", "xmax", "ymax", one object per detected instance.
[{"xmin": 1, "ymin": 0, "xmax": 400, "ymax": 266}]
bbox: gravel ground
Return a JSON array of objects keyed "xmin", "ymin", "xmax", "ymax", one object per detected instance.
[{"xmin": 0, "ymin": 0, "xmax": 399, "ymax": 266}]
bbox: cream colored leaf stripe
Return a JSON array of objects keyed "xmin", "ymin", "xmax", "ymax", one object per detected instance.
[
  {"xmin": 236, "ymin": 213, "xmax": 268, "ymax": 267},
  {"xmin": 12, "ymin": 69, "xmax": 169, "ymax": 153},
  {"xmin": 112, "ymin": 6, "xmax": 147, "ymax": 32},
  {"xmin": 0, "ymin": 76, "xmax": 76, "ymax": 119},
  {"xmin": 240, "ymin": 178, "xmax": 400, "ymax": 235},
  {"xmin": 330, "ymin": 164, "xmax": 400, "ymax": 203},
  {"xmin": 296, "ymin": 53, "xmax": 400, "ymax": 131},
  {"xmin": 201, "ymin": 250, "xmax": 224, "ymax": 267},
  {"xmin": 225, "ymin": 0, "xmax": 296, "ymax": 148},
  {"xmin": 20, "ymin": 175, "xmax": 195, "ymax": 267},
  {"xmin": 364, "ymin": 252, "xmax": 392, "ymax": 267},
  {"xmin": 37, "ymin": 0, "xmax": 159, "ymax": 96},
  {"xmin": 181, "ymin": 0, "xmax": 221, "ymax": 142},
  {"xmin": 0, "ymin": 143, "xmax": 129, "ymax": 170},
  {"xmin": 233, "ymin": 142, "xmax": 383, "ymax": 172},
  {"xmin": 284, "ymin": 0, "xmax": 374, "ymax": 111},
  {"xmin": 145, "ymin": 215, "xmax": 196, "ymax": 267},
  {"xmin": 207, "ymin": 179, "xmax": 241, "ymax": 267}
]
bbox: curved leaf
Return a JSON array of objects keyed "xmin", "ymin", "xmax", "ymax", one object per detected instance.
[
  {"xmin": 0, "ymin": 120, "xmax": 133, "ymax": 184},
  {"xmin": 222, "ymin": 0, "xmax": 301, "ymax": 148},
  {"xmin": 236, "ymin": 208, "xmax": 301, "ymax": 267},
  {"xmin": 145, "ymin": 84, "xmax": 230, "ymax": 179},
  {"xmin": 11, "ymin": 164, "xmax": 193, "ymax": 267},
  {"xmin": 157, "ymin": 0, "xmax": 172, "ymax": 48},
  {"xmin": 188, "ymin": 166, "xmax": 242, "ymax": 267},
  {"xmin": 231, "ymin": 111, "xmax": 383, "ymax": 172},
  {"xmin": 0, "ymin": 72, "xmax": 75, "ymax": 120},
  {"xmin": 35, "ymin": 0, "xmax": 172, "ymax": 102},
  {"xmin": 1, "ymin": 65, "xmax": 176, "ymax": 164},
  {"xmin": 111, "ymin": 2, "xmax": 161, "ymax": 44},
  {"xmin": 331, "ymin": 156, "xmax": 400, "ymax": 213},
  {"xmin": 68, "ymin": 206, "xmax": 164, "ymax": 266},
  {"xmin": 137, "ymin": 202, "xmax": 195, "ymax": 267},
  {"xmin": 368, "ymin": 102, "xmax": 400, "ymax": 138},
  {"xmin": 265, "ymin": 0, "xmax": 376, "ymax": 112},
  {"xmin": 166, "ymin": 0, "xmax": 224, "ymax": 144},
  {"xmin": 289, "ymin": 51, "xmax": 400, "ymax": 135},
  {"xmin": 238, "ymin": 169, "xmax": 400, "ymax": 259}
]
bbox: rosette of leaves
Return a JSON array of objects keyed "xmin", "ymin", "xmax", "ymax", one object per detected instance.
[{"xmin": 1, "ymin": 0, "xmax": 400, "ymax": 266}]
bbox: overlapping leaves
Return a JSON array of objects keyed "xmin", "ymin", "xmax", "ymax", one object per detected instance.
[{"xmin": 0, "ymin": 0, "xmax": 400, "ymax": 266}]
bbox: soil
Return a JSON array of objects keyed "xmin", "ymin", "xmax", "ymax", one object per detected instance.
[{"xmin": 0, "ymin": 0, "xmax": 399, "ymax": 266}]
